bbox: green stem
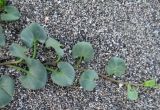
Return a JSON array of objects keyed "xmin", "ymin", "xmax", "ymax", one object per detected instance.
[
  {"xmin": 56, "ymin": 56, "xmax": 61, "ymax": 63},
  {"xmin": 0, "ymin": 59, "xmax": 23, "ymax": 66},
  {"xmin": 98, "ymin": 74, "xmax": 143, "ymax": 87},
  {"xmin": 7, "ymin": 65, "xmax": 29, "ymax": 74},
  {"xmin": 32, "ymin": 41, "xmax": 37, "ymax": 59},
  {"xmin": 46, "ymin": 67, "xmax": 57, "ymax": 73}
]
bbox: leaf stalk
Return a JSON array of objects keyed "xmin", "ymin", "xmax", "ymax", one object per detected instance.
[
  {"xmin": 46, "ymin": 66, "xmax": 57, "ymax": 73},
  {"xmin": 0, "ymin": 59, "xmax": 23, "ymax": 66},
  {"xmin": 32, "ymin": 41, "xmax": 37, "ymax": 59},
  {"xmin": 7, "ymin": 65, "xmax": 29, "ymax": 74}
]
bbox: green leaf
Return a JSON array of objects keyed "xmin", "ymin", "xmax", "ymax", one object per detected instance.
[
  {"xmin": 0, "ymin": 0, "xmax": 6, "ymax": 6},
  {"xmin": 155, "ymin": 84, "xmax": 160, "ymax": 88},
  {"xmin": 9, "ymin": 43, "xmax": 28, "ymax": 59},
  {"xmin": 0, "ymin": 6, "xmax": 21, "ymax": 21},
  {"xmin": 0, "ymin": 26, "xmax": 5, "ymax": 47},
  {"xmin": 0, "ymin": 75, "xmax": 14, "ymax": 108},
  {"xmin": 79, "ymin": 70, "xmax": 98, "ymax": 91},
  {"xmin": 127, "ymin": 84, "xmax": 138, "ymax": 101},
  {"xmin": 0, "ymin": 0, "xmax": 6, "ymax": 11},
  {"xmin": 19, "ymin": 58, "xmax": 47, "ymax": 90},
  {"xmin": 20, "ymin": 23, "xmax": 48, "ymax": 48},
  {"xmin": 105, "ymin": 57, "xmax": 126, "ymax": 77},
  {"xmin": 51, "ymin": 62, "xmax": 75, "ymax": 86},
  {"xmin": 72, "ymin": 42, "xmax": 94, "ymax": 61},
  {"xmin": 143, "ymin": 79, "xmax": 156, "ymax": 87},
  {"xmin": 45, "ymin": 37, "xmax": 64, "ymax": 57}
]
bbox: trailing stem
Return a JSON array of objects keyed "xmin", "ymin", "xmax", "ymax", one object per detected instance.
[
  {"xmin": 0, "ymin": 57, "xmax": 157, "ymax": 90},
  {"xmin": 98, "ymin": 74, "xmax": 143, "ymax": 88}
]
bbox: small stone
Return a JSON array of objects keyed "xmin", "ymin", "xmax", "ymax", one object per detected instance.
[{"xmin": 119, "ymin": 83, "xmax": 123, "ymax": 88}]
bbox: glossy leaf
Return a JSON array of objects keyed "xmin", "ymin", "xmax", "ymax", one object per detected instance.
[
  {"xmin": 79, "ymin": 70, "xmax": 98, "ymax": 91},
  {"xmin": 20, "ymin": 23, "xmax": 48, "ymax": 47},
  {"xmin": 0, "ymin": 26, "xmax": 5, "ymax": 47},
  {"xmin": 0, "ymin": 75, "xmax": 14, "ymax": 108},
  {"xmin": 72, "ymin": 42, "xmax": 94, "ymax": 61},
  {"xmin": 105, "ymin": 57, "xmax": 126, "ymax": 76},
  {"xmin": 9, "ymin": 43, "xmax": 28, "ymax": 59},
  {"xmin": 0, "ymin": 6, "xmax": 21, "ymax": 21},
  {"xmin": 45, "ymin": 37, "xmax": 64, "ymax": 57},
  {"xmin": 51, "ymin": 62, "xmax": 75, "ymax": 86},
  {"xmin": 19, "ymin": 58, "xmax": 47, "ymax": 90},
  {"xmin": 127, "ymin": 84, "xmax": 138, "ymax": 101},
  {"xmin": 143, "ymin": 79, "xmax": 156, "ymax": 87}
]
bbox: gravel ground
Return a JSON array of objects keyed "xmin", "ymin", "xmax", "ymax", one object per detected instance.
[{"xmin": 0, "ymin": 0, "xmax": 160, "ymax": 109}]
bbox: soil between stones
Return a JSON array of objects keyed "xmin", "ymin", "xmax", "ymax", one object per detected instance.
[{"xmin": 0, "ymin": 0, "xmax": 160, "ymax": 110}]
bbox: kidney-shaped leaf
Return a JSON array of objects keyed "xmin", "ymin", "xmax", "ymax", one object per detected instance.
[
  {"xmin": 20, "ymin": 23, "xmax": 48, "ymax": 47},
  {"xmin": 51, "ymin": 62, "xmax": 75, "ymax": 86},
  {"xmin": 0, "ymin": 26, "xmax": 5, "ymax": 47},
  {"xmin": 9, "ymin": 43, "xmax": 28, "ymax": 59},
  {"xmin": 72, "ymin": 42, "xmax": 94, "ymax": 61},
  {"xmin": 127, "ymin": 84, "xmax": 138, "ymax": 101},
  {"xmin": 45, "ymin": 37, "xmax": 64, "ymax": 57},
  {"xmin": 0, "ymin": 6, "xmax": 21, "ymax": 21},
  {"xmin": 79, "ymin": 70, "xmax": 98, "ymax": 91},
  {"xmin": 19, "ymin": 58, "xmax": 47, "ymax": 90},
  {"xmin": 0, "ymin": 75, "xmax": 14, "ymax": 108},
  {"xmin": 105, "ymin": 57, "xmax": 126, "ymax": 77},
  {"xmin": 143, "ymin": 79, "xmax": 156, "ymax": 88}
]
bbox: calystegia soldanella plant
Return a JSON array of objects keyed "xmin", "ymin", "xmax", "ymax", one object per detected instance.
[{"xmin": 0, "ymin": 22, "xmax": 159, "ymax": 107}]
